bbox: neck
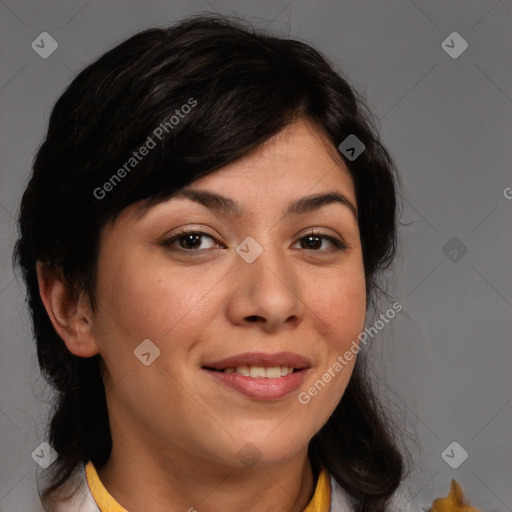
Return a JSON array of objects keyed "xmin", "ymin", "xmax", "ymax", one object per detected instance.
[{"xmin": 97, "ymin": 439, "xmax": 315, "ymax": 512}]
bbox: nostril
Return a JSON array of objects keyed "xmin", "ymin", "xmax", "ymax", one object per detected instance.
[{"xmin": 246, "ymin": 315, "xmax": 262, "ymax": 323}]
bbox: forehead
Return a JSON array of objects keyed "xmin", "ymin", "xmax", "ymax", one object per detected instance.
[
  {"xmin": 198, "ymin": 118, "xmax": 353, "ymax": 189},
  {"xmin": 121, "ymin": 117, "xmax": 356, "ymax": 226}
]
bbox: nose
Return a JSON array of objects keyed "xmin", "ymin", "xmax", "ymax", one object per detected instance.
[{"xmin": 225, "ymin": 242, "xmax": 305, "ymax": 332}]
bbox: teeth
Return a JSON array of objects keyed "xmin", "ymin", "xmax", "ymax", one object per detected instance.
[
  {"xmin": 249, "ymin": 366, "xmax": 266, "ymax": 378},
  {"xmin": 264, "ymin": 366, "xmax": 282, "ymax": 378},
  {"xmin": 221, "ymin": 365, "xmax": 295, "ymax": 378},
  {"xmin": 236, "ymin": 366, "xmax": 250, "ymax": 376}
]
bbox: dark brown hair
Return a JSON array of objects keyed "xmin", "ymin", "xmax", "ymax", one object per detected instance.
[{"xmin": 14, "ymin": 13, "xmax": 409, "ymax": 511}]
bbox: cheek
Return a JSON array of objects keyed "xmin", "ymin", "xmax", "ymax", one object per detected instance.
[
  {"xmin": 297, "ymin": 268, "xmax": 365, "ymax": 426},
  {"xmin": 307, "ymin": 266, "xmax": 367, "ymax": 350},
  {"xmin": 95, "ymin": 254, "xmax": 225, "ymax": 345},
  {"xmin": 92, "ymin": 257, "xmax": 220, "ymax": 400}
]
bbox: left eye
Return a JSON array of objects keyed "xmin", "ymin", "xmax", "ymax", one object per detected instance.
[{"xmin": 294, "ymin": 232, "xmax": 346, "ymax": 251}]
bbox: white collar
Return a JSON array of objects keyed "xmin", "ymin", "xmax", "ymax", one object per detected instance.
[{"xmin": 330, "ymin": 473, "xmax": 421, "ymax": 512}]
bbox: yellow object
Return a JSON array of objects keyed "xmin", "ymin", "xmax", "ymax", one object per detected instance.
[
  {"xmin": 430, "ymin": 479, "xmax": 482, "ymax": 512},
  {"xmin": 302, "ymin": 464, "xmax": 331, "ymax": 512},
  {"xmin": 85, "ymin": 461, "xmax": 127, "ymax": 511}
]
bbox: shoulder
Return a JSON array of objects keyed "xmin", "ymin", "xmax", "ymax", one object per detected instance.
[
  {"xmin": 34, "ymin": 464, "xmax": 100, "ymax": 512},
  {"xmin": 330, "ymin": 475, "xmax": 423, "ymax": 512}
]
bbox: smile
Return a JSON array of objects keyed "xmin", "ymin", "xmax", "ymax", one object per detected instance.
[{"xmin": 204, "ymin": 365, "xmax": 297, "ymax": 378}]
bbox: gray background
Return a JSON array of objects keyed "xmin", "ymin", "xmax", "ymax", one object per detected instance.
[{"xmin": 1, "ymin": 1, "xmax": 511, "ymax": 511}]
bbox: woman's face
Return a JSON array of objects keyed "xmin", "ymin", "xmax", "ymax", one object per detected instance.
[{"xmin": 91, "ymin": 118, "xmax": 366, "ymax": 468}]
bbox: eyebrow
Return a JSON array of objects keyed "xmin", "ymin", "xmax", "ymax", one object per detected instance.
[{"xmin": 174, "ymin": 188, "xmax": 358, "ymax": 221}]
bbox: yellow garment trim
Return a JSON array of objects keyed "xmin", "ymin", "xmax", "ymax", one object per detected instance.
[
  {"xmin": 303, "ymin": 466, "xmax": 331, "ymax": 512},
  {"xmin": 85, "ymin": 461, "xmax": 127, "ymax": 512},
  {"xmin": 85, "ymin": 460, "xmax": 331, "ymax": 512}
]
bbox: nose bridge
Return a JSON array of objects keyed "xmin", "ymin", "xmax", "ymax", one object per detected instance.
[
  {"xmin": 238, "ymin": 233, "xmax": 292, "ymax": 287},
  {"xmin": 232, "ymin": 233, "xmax": 303, "ymax": 326}
]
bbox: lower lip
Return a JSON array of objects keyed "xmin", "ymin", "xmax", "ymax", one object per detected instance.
[{"xmin": 203, "ymin": 368, "xmax": 309, "ymax": 400}]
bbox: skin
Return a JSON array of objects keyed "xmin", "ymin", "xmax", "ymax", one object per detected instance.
[{"xmin": 37, "ymin": 118, "xmax": 367, "ymax": 512}]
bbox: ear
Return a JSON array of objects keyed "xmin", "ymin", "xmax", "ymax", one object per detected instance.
[{"xmin": 36, "ymin": 261, "xmax": 99, "ymax": 358}]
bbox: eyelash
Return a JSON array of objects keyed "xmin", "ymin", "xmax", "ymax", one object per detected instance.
[{"xmin": 161, "ymin": 230, "xmax": 348, "ymax": 254}]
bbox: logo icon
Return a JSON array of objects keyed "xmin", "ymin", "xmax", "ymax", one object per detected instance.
[
  {"xmin": 442, "ymin": 237, "xmax": 468, "ymax": 263},
  {"xmin": 31, "ymin": 442, "xmax": 58, "ymax": 469},
  {"xmin": 236, "ymin": 236, "xmax": 263, "ymax": 263},
  {"xmin": 134, "ymin": 338, "xmax": 161, "ymax": 366},
  {"xmin": 441, "ymin": 441, "xmax": 468, "ymax": 469},
  {"xmin": 338, "ymin": 134, "xmax": 365, "ymax": 161},
  {"xmin": 441, "ymin": 32, "xmax": 468, "ymax": 59},
  {"xmin": 31, "ymin": 32, "xmax": 58, "ymax": 59},
  {"xmin": 237, "ymin": 442, "xmax": 263, "ymax": 467}
]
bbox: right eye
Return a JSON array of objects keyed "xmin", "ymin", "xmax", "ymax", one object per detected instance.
[{"xmin": 161, "ymin": 230, "xmax": 224, "ymax": 252}]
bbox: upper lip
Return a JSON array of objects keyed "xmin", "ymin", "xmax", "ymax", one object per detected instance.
[{"xmin": 202, "ymin": 352, "xmax": 312, "ymax": 370}]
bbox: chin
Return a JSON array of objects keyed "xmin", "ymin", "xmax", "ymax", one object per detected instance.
[{"xmin": 224, "ymin": 434, "xmax": 307, "ymax": 468}]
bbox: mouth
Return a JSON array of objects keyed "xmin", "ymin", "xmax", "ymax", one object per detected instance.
[
  {"xmin": 201, "ymin": 351, "xmax": 311, "ymax": 375},
  {"xmin": 202, "ymin": 365, "xmax": 301, "ymax": 378},
  {"xmin": 201, "ymin": 352, "xmax": 312, "ymax": 400}
]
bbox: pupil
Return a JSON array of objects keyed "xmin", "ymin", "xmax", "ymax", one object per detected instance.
[
  {"xmin": 304, "ymin": 236, "xmax": 321, "ymax": 249},
  {"xmin": 182, "ymin": 234, "xmax": 201, "ymax": 249}
]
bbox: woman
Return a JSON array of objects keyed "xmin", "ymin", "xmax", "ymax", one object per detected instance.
[{"xmin": 14, "ymin": 13, "xmax": 467, "ymax": 512}]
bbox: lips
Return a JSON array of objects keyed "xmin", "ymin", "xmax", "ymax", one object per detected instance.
[
  {"xmin": 202, "ymin": 351, "xmax": 311, "ymax": 371},
  {"xmin": 201, "ymin": 351, "xmax": 313, "ymax": 400}
]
